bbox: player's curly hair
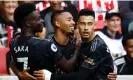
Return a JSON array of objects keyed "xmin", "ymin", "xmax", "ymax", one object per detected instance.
[{"xmin": 14, "ymin": 3, "xmax": 36, "ymax": 28}]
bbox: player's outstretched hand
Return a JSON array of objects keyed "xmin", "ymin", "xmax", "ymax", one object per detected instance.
[
  {"xmin": 34, "ymin": 70, "xmax": 44, "ymax": 80},
  {"xmin": 34, "ymin": 69, "xmax": 52, "ymax": 80}
]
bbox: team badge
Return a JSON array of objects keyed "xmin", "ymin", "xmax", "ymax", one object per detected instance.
[
  {"xmin": 86, "ymin": 58, "xmax": 95, "ymax": 65},
  {"xmin": 51, "ymin": 44, "xmax": 57, "ymax": 52}
]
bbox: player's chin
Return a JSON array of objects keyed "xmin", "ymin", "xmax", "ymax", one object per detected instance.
[
  {"xmin": 111, "ymin": 28, "xmax": 119, "ymax": 32},
  {"xmin": 81, "ymin": 36, "xmax": 88, "ymax": 39}
]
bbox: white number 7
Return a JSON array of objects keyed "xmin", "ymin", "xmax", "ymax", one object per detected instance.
[{"xmin": 17, "ymin": 57, "xmax": 28, "ymax": 70}]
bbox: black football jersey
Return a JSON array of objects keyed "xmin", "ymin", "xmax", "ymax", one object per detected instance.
[
  {"xmin": 47, "ymin": 36, "xmax": 77, "ymax": 74},
  {"xmin": 10, "ymin": 36, "xmax": 63, "ymax": 75}
]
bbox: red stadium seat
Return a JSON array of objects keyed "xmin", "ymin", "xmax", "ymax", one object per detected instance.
[
  {"xmin": 0, "ymin": 48, "xmax": 9, "ymax": 75},
  {"xmin": 94, "ymin": 21, "xmax": 104, "ymax": 31}
]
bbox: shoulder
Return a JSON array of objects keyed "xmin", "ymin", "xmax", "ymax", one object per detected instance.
[
  {"xmin": 90, "ymin": 35, "xmax": 110, "ymax": 56},
  {"xmin": 34, "ymin": 37, "xmax": 58, "ymax": 52},
  {"xmin": 30, "ymin": 37, "xmax": 51, "ymax": 48},
  {"xmin": 91, "ymin": 35, "xmax": 107, "ymax": 49}
]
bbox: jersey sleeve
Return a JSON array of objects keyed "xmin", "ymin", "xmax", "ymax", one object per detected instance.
[
  {"xmin": 89, "ymin": 45, "xmax": 114, "ymax": 80},
  {"xmin": 82, "ymin": 45, "xmax": 114, "ymax": 80},
  {"xmin": 38, "ymin": 40, "xmax": 64, "ymax": 64},
  {"xmin": 93, "ymin": 55, "xmax": 114, "ymax": 80},
  {"xmin": 47, "ymin": 42, "xmax": 64, "ymax": 64}
]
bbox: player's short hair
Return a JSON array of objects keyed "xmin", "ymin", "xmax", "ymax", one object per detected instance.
[
  {"xmin": 122, "ymin": 31, "xmax": 133, "ymax": 46},
  {"xmin": 51, "ymin": 10, "xmax": 70, "ymax": 28},
  {"xmin": 78, "ymin": 9, "xmax": 95, "ymax": 19},
  {"xmin": 14, "ymin": 3, "xmax": 36, "ymax": 28}
]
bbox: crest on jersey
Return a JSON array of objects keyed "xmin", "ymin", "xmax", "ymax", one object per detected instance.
[
  {"xmin": 86, "ymin": 58, "xmax": 95, "ymax": 65},
  {"xmin": 51, "ymin": 44, "xmax": 57, "ymax": 52}
]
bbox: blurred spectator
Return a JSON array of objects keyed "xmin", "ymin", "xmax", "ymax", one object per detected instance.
[
  {"xmin": 121, "ymin": 20, "xmax": 130, "ymax": 35},
  {"xmin": 0, "ymin": 1, "xmax": 19, "ymax": 75},
  {"xmin": 128, "ymin": 21, "xmax": 133, "ymax": 32},
  {"xmin": 128, "ymin": 1, "xmax": 133, "ymax": 32},
  {"xmin": 129, "ymin": 1, "xmax": 133, "ymax": 12},
  {"xmin": 95, "ymin": 9, "xmax": 126, "ymax": 60},
  {"xmin": 119, "ymin": 1, "xmax": 133, "ymax": 21},
  {"xmin": 119, "ymin": 1, "xmax": 133, "ymax": 35},
  {"xmin": 40, "ymin": 0, "xmax": 78, "ymax": 38},
  {"xmin": 114, "ymin": 31, "xmax": 133, "ymax": 75},
  {"xmin": 0, "ymin": 0, "xmax": 19, "ymax": 47}
]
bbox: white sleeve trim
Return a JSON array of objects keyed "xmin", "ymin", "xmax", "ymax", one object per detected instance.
[{"xmin": 42, "ymin": 70, "xmax": 52, "ymax": 80}]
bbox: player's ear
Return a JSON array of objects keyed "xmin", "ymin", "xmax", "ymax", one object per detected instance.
[{"xmin": 55, "ymin": 20, "xmax": 60, "ymax": 28}]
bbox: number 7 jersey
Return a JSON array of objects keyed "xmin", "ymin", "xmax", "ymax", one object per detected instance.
[{"xmin": 10, "ymin": 36, "xmax": 63, "ymax": 75}]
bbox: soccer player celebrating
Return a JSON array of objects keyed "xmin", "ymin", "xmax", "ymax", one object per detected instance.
[{"xmin": 34, "ymin": 9, "xmax": 114, "ymax": 80}]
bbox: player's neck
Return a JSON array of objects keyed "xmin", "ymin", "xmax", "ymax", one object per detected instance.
[
  {"xmin": 21, "ymin": 27, "xmax": 35, "ymax": 37},
  {"xmin": 54, "ymin": 31, "xmax": 69, "ymax": 45}
]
